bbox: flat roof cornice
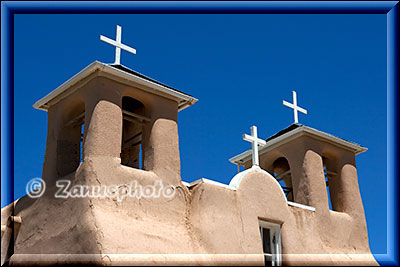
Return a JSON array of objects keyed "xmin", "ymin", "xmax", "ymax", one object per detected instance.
[
  {"xmin": 229, "ymin": 125, "xmax": 367, "ymax": 165},
  {"xmin": 33, "ymin": 61, "xmax": 198, "ymax": 112}
]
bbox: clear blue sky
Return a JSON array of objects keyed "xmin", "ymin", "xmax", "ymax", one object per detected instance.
[{"xmin": 9, "ymin": 14, "xmax": 386, "ymax": 259}]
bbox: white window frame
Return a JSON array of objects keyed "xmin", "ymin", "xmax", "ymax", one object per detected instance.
[{"xmin": 259, "ymin": 220, "xmax": 282, "ymax": 266}]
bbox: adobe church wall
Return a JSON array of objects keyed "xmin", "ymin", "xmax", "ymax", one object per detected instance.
[
  {"xmin": 7, "ymin": 162, "xmax": 378, "ymax": 265},
  {"xmin": 11, "ymin": 170, "xmax": 103, "ymax": 256},
  {"xmin": 188, "ymin": 170, "xmax": 377, "ymax": 265},
  {"xmin": 70, "ymin": 156, "xmax": 194, "ymax": 255},
  {"xmin": 188, "ymin": 171, "xmax": 315, "ymax": 258},
  {"xmin": 10, "ymin": 154, "xmax": 190, "ymax": 260},
  {"xmin": 5, "ymin": 74, "xmax": 376, "ymax": 265}
]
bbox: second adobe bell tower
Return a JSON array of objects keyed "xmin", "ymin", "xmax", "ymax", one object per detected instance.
[{"xmin": 229, "ymin": 90, "xmax": 372, "ymax": 257}]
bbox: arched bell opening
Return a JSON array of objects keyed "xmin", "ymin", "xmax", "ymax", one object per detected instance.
[
  {"xmin": 120, "ymin": 96, "xmax": 147, "ymax": 169},
  {"xmin": 273, "ymin": 157, "xmax": 293, "ymax": 202}
]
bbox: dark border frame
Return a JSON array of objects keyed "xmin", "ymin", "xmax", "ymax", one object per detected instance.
[{"xmin": 1, "ymin": 1, "xmax": 398, "ymax": 265}]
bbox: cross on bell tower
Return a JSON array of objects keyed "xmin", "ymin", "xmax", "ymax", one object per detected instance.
[
  {"xmin": 100, "ymin": 25, "xmax": 137, "ymax": 65},
  {"xmin": 283, "ymin": 90, "xmax": 308, "ymax": 124}
]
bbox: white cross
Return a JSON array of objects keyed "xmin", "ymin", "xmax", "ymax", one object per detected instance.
[
  {"xmin": 100, "ymin": 25, "xmax": 136, "ymax": 65},
  {"xmin": 243, "ymin": 126, "xmax": 266, "ymax": 167},
  {"xmin": 282, "ymin": 90, "xmax": 308, "ymax": 124}
]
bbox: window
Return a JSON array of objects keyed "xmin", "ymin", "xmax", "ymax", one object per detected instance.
[
  {"xmin": 273, "ymin": 157, "xmax": 293, "ymax": 201},
  {"xmin": 259, "ymin": 220, "xmax": 282, "ymax": 266}
]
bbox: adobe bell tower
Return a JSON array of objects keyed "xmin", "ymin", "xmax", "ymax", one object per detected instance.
[
  {"xmin": 229, "ymin": 90, "xmax": 372, "ymax": 254},
  {"xmin": 34, "ymin": 25, "xmax": 197, "ymax": 187},
  {"xmin": 2, "ymin": 26, "xmax": 200, "ymax": 265},
  {"xmin": 34, "ymin": 61, "xmax": 197, "ymax": 187}
]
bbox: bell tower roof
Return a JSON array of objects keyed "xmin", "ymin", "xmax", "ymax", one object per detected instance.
[
  {"xmin": 33, "ymin": 61, "xmax": 198, "ymax": 112},
  {"xmin": 229, "ymin": 123, "xmax": 367, "ymax": 166}
]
